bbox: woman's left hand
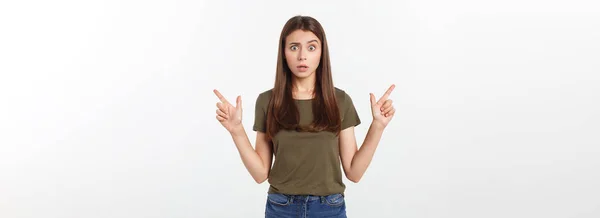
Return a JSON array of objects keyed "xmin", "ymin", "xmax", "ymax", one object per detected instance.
[{"xmin": 370, "ymin": 84, "xmax": 396, "ymax": 128}]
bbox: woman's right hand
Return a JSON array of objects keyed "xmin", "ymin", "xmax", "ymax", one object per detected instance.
[{"xmin": 213, "ymin": 89, "xmax": 243, "ymax": 133}]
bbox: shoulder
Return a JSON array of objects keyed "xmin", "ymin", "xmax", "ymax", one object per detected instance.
[
  {"xmin": 334, "ymin": 87, "xmax": 359, "ymax": 112},
  {"xmin": 334, "ymin": 87, "xmax": 346, "ymax": 97},
  {"xmin": 257, "ymin": 88, "xmax": 274, "ymax": 99},
  {"xmin": 334, "ymin": 87, "xmax": 353, "ymax": 103},
  {"xmin": 255, "ymin": 88, "xmax": 273, "ymax": 108}
]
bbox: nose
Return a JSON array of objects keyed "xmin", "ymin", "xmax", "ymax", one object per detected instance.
[{"xmin": 297, "ymin": 49, "xmax": 306, "ymax": 61}]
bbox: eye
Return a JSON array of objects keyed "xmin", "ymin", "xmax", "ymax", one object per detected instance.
[
  {"xmin": 290, "ymin": 45, "xmax": 298, "ymax": 51},
  {"xmin": 308, "ymin": 45, "xmax": 316, "ymax": 51}
]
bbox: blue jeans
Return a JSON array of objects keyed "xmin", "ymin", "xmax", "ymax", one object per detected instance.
[{"xmin": 265, "ymin": 193, "xmax": 347, "ymax": 218}]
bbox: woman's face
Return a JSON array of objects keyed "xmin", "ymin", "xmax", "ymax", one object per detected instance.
[{"xmin": 284, "ymin": 29, "xmax": 322, "ymax": 79}]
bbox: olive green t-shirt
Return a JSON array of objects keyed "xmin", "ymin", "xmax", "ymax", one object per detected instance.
[{"xmin": 252, "ymin": 87, "xmax": 361, "ymax": 196}]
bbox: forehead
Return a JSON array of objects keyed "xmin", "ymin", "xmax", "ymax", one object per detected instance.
[{"xmin": 285, "ymin": 29, "xmax": 320, "ymax": 44}]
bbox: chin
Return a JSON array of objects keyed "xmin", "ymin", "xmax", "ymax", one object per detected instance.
[{"xmin": 291, "ymin": 70, "xmax": 314, "ymax": 79}]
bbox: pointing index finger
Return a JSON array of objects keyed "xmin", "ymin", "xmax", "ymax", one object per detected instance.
[
  {"xmin": 213, "ymin": 89, "xmax": 230, "ymax": 105},
  {"xmin": 377, "ymin": 84, "xmax": 396, "ymax": 104}
]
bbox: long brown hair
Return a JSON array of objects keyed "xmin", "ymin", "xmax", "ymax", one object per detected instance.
[{"xmin": 265, "ymin": 15, "xmax": 341, "ymax": 140}]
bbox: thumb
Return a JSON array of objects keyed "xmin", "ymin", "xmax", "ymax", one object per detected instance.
[
  {"xmin": 236, "ymin": 95, "xmax": 242, "ymax": 110},
  {"xmin": 369, "ymin": 93, "xmax": 376, "ymax": 106}
]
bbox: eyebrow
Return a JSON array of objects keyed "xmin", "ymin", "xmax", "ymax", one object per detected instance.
[{"xmin": 289, "ymin": 40, "xmax": 319, "ymax": 45}]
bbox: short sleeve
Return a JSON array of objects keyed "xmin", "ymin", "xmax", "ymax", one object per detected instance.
[
  {"xmin": 340, "ymin": 92, "xmax": 361, "ymax": 130},
  {"xmin": 252, "ymin": 93, "xmax": 267, "ymax": 132}
]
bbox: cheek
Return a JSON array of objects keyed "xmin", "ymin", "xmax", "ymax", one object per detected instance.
[
  {"xmin": 284, "ymin": 51, "xmax": 294, "ymax": 64},
  {"xmin": 284, "ymin": 50, "xmax": 291, "ymax": 60},
  {"xmin": 310, "ymin": 52, "xmax": 321, "ymax": 66}
]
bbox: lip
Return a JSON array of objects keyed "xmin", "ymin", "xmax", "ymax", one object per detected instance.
[{"xmin": 297, "ymin": 64, "xmax": 309, "ymax": 72}]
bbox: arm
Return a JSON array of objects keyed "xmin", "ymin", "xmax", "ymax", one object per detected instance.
[
  {"xmin": 213, "ymin": 89, "xmax": 272, "ymax": 184},
  {"xmin": 339, "ymin": 85, "xmax": 396, "ymax": 183},
  {"xmin": 229, "ymin": 125, "xmax": 273, "ymax": 184},
  {"xmin": 339, "ymin": 123, "xmax": 385, "ymax": 183}
]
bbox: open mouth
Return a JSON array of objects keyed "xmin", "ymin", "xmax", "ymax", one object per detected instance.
[{"xmin": 297, "ymin": 64, "xmax": 308, "ymax": 70}]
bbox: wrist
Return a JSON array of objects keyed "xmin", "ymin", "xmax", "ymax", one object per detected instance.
[
  {"xmin": 229, "ymin": 124, "xmax": 245, "ymax": 136},
  {"xmin": 371, "ymin": 120, "xmax": 386, "ymax": 130}
]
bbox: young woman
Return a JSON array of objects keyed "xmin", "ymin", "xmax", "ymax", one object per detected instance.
[{"xmin": 213, "ymin": 15, "xmax": 395, "ymax": 218}]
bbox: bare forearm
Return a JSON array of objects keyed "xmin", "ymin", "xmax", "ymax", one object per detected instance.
[
  {"xmin": 349, "ymin": 122, "xmax": 386, "ymax": 181},
  {"xmin": 229, "ymin": 125, "xmax": 268, "ymax": 182}
]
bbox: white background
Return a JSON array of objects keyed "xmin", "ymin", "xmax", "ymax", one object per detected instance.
[{"xmin": 1, "ymin": 0, "xmax": 599, "ymax": 217}]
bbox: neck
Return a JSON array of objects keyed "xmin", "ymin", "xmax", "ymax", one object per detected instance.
[{"xmin": 291, "ymin": 73, "xmax": 316, "ymax": 92}]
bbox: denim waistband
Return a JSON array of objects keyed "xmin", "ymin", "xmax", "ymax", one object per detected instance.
[
  {"xmin": 288, "ymin": 195, "xmax": 322, "ymax": 201},
  {"xmin": 274, "ymin": 193, "xmax": 344, "ymax": 204}
]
